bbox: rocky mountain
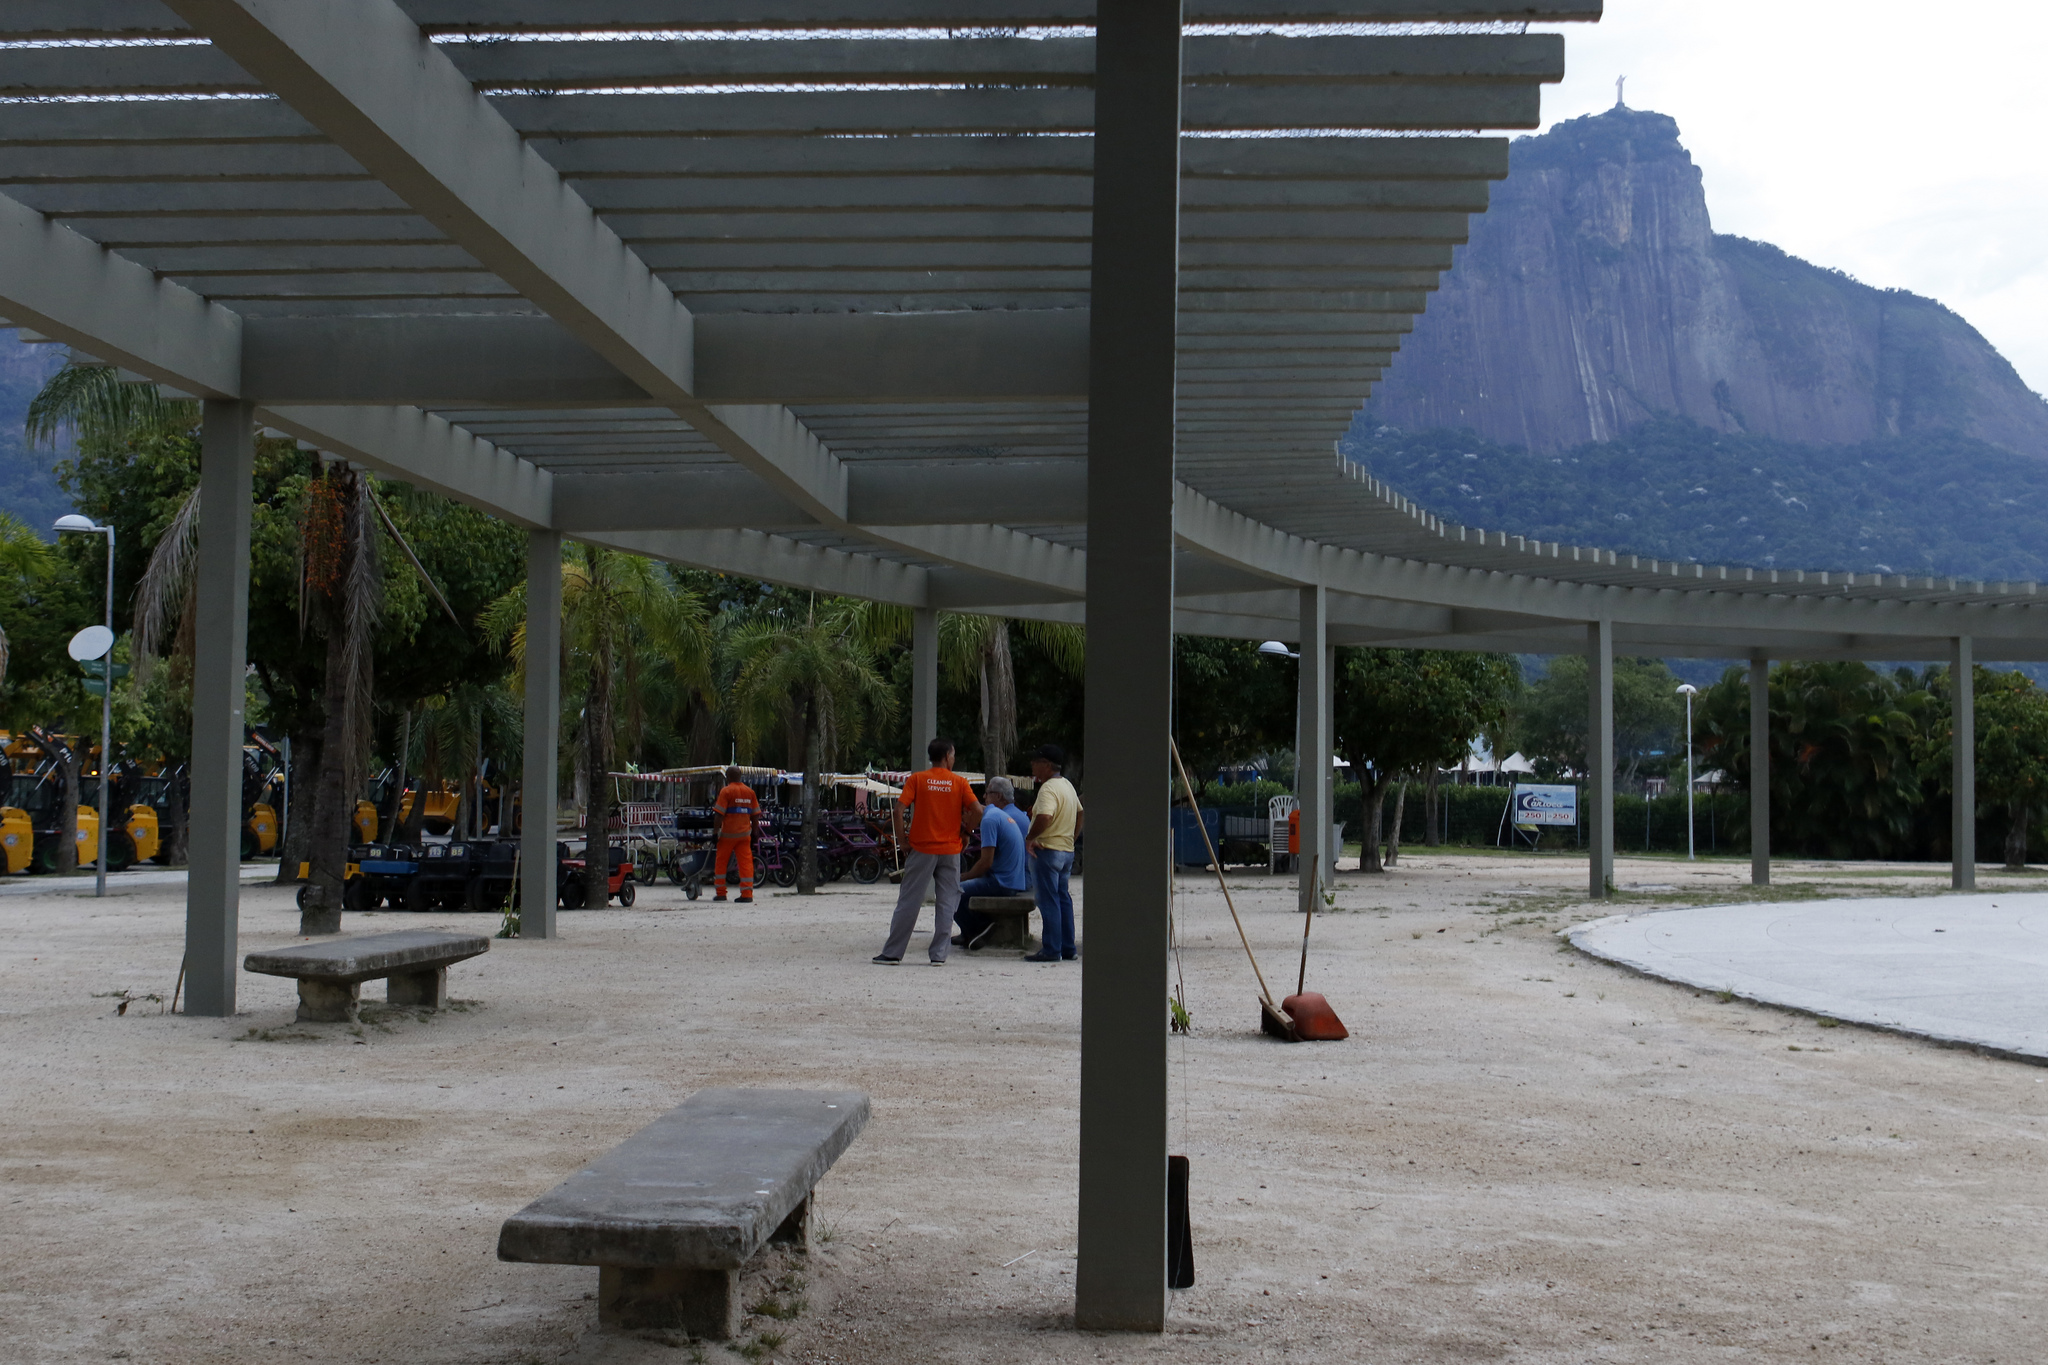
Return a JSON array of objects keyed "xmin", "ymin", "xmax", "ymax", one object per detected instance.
[
  {"xmin": 0, "ymin": 334, "xmax": 69, "ymax": 533},
  {"xmin": 1367, "ymin": 106, "xmax": 2048, "ymax": 458}
]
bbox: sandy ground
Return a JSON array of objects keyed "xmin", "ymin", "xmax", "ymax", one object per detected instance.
[{"xmin": 2, "ymin": 850, "xmax": 2044, "ymax": 1365}]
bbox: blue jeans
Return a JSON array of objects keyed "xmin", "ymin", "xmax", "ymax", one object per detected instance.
[
  {"xmin": 954, "ymin": 874, "xmax": 1026, "ymax": 942},
  {"xmin": 1033, "ymin": 849, "xmax": 1076, "ymax": 957}
]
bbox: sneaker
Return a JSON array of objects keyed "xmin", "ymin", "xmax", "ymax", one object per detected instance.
[
  {"xmin": 929, "ymin": 957, "xmax": 947, "ymax": 966},
  {"xmin": 949, "ymin": 934, "xmax": 968, "ymax": 947},
  {"xmin": 871, "ymin": 954, "xmax": 902, "ymax": 965},
  {"xmin": 1023, "ymin": 950, "xmax": 1061, "ymax": 963}
]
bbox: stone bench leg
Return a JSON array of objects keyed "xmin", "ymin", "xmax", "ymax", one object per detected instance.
[
  {"xmin": 296, "ymin": 979, "xmax": 359, "ymax": 1023},
  {"xmin": 984, "ymin": 913, "xmax": 1030, "ymax": 951},
  {"xmin": 598, "ymin": 1265, "xmax": 740, "ymax": 1338},
  {"xmin": 386, "ymin": 966, "xmax": 448, "ymax": 1010},
  {"xmin": 770, "ymin": 1193, "xmax": 811, "ymax": 1253}
]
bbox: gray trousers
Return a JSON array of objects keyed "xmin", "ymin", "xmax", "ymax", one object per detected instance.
[{"xmin": 881, "ymin": 851, "xmax": 962, "ymax": 962}]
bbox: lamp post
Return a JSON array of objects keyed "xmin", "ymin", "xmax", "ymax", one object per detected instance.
[
  {"xmin": 55, "ymin": 513, "xmax": 115, "ymax": 897},
  {"xmin": 1258, "ymin": 641, "xmax": 1302, "ymax": 868},
  {"xmin": 1676, "ymin": 683, "xmax": 1699, "ymax": 861},
  {"xmin": 1258, "ymin": 637, "xmax": 1300, "ymax": 781}
]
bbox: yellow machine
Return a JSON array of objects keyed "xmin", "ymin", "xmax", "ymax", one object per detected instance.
[
  {"xmin": 1, "ymin": 806, "xmax": 31, "ymax": 875},
  {"xmin": 354, "ymin": 799, "xmax": 379, "ymax": 844},
  {"xmin": 398, "ymin": 783, "xmax": 461, "ymax": 835},
  {"xmin": 125, "ymin": 806, "xmax": 161, "ymax": 862},
  {"xmin": 244, "ymin": 801, "xmax": 278, "ymax": 857}
]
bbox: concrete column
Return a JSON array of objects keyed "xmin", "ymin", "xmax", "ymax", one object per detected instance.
[
  {"xmin": 1296, "ymin": 585, "xmax": 1329, "ymax": 913},
  {"xmin": 1952, "ymin": 636, "xmax": 1975, "ymax": 890},
  {"xmin": 1586, "ymin": 619, "xmax": 1614, "ymax": 898},
  {"xmin": 1075, "ymin": 0, "xmax": 1180, "ymax": 1333},
  {"xmin": 911, "ymin": 607, "xmax": 938, "ymax": 770},
  {"xmin": 1749, "ymin": 652, "xmax": 1770, "ymax": 886},
  {"xmin": 520, "ymin": 531, "xmax": 562, "ymax": 939},
  {"xmin": 184, "ymin": 400, "xmax": 254, "ymax": 1016}
]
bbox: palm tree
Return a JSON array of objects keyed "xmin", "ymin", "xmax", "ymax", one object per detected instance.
[
  {"xmin": 849, "ymin": 605, "xmax": 1083, "ymax": 776},
  {"xmin": 727, "ymin": 596, "xmax": 896, "ymax": 893},
  {"xmin": 485, "ymin": 544, "xmax": 711, "ymax": 908}
]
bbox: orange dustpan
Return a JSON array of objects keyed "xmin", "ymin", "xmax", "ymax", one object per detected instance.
[{"xmin": 1280, "ymin": 991, "xmax": 1349, "ymax": 1040}]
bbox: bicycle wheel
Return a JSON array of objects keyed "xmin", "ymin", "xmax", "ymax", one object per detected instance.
[
  {"xmin": 851, "ymin": 854, "xmax": 882, "ymax": 884},
  {"xmin": 768, "ymin": 856, "xmax": 798, "ymax": 888}
]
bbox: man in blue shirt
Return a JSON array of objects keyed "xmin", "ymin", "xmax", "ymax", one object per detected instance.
[{"xmin": 951, "ymin": 776, "xmax": 1029, "ymax": 951}]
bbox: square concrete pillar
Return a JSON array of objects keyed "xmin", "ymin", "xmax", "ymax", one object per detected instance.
[
  {"xmin": 1074, "ymin": 0, "xmax": 1180, "ymax": 1332},
  {"xmin": 1953, "ymin": 636, "xmax": 1975, "ymax": 890},
  {"xmin": 1296, "ymin": 584, "xmax": 1330, "ymax": 915},
  {"xmin": 1749, "ymin": 652, "xmax": 1770, "ymax": 886},
  {"xmin": 1586, "ymin": 619, "xmax": 1614, "ymax": 898},
  {"xmin": 911, "ymin": 607, "xmax": 938, "ymax": 769},
  {"xmin": 520, "ymin": 530, "xmax": 562, "ymax": 939},
  {"xmin": 184, "ymin": 400, "xmax": 255, "ymax": 1017}
]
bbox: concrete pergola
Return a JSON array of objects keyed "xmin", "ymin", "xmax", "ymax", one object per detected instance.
[{"xmin": 4, "ymin": 0, "xmax": 2041, "ymax": 1328}]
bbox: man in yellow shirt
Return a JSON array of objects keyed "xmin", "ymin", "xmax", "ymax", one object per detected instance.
[{"xmin": 1023, "ymin": 743, "xmax": 1082, "ymax": 962}]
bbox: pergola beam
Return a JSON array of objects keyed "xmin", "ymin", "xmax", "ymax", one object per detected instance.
[{"xmin": 0, "ymin": 190, "xmax": 241, "ymax": 398}]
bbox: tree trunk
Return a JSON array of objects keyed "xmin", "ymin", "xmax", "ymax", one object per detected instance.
[
  {"xmin": 1385, "ymin": 778, "xmax": 1408, "ymax": 867},
  {"xmin": 979, "ymin": 621, "xmax": 1018, "ymax": 777},
  {"xmin": 584, "ymin": 635, "xmax": 613, "ymax": 910},
  {"xmin": 164, "ymin": 767, "xmax": 189, "ymax": 867},
  {"xmin": 55, "ymin": 743, "xmax": 80, "ymax": 875},
  {"xmin": 2006, "ymin": 799, "xmax": 2029, "ymax": 871},
  {"xmin": 798, "ymin": 700, "xmax": 823, "ymax": 894},
  {"xmin": 1423, "ymin": 766, "xmax": 1441, "ymax": 846},
  {"xmin": 274, "ymin": 732, "xmax": 321, "ymax": 883},
  {"xmin": 1357, "ymin": 769, "xmax": 1391, "ymax": 873},
  {"xmin": 301, "ymin": 630, "xmax": 354, "ymax": 935}
]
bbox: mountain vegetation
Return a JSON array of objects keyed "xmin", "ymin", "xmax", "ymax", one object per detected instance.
[{"xmin": 1347, "ymin": 414, "xmax": 2048, "ymax": 582}]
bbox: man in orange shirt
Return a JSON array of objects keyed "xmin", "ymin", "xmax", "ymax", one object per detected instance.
[
  {"xmin": 1287, "ymin": 806, "xmax": 1300, "ymax": 872},
  {"xmin": 874, "ymin": 737, "xmax": 981, "ymax": 965},
  {"xmin": 710, "ymin": 767, "xmax": 760, "ymax": 903}
]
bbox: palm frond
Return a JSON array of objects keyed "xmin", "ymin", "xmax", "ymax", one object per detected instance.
[
  {"xmin": 131, "ymin": 485, "xmax": 202, "ymax": 682},
  {"xmin": 25, "ymin": 364, "xmax": 196, "ymax": 449},
  {"xmin": 1015, "ymin": 618, "xmax": 1085, "ymax": 674}
]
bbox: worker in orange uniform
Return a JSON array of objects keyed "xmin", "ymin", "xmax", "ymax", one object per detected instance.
[
  {"xmin": 1287, "ymin": 805, "xmax": 1300, "ymax": 872},
  {"xmin": 711, "ymin": 767, "xmax": 760, "ymax": 903},
  {"xmin": 874, "ymin": 738, "xmax": 981, "ymax": 965}
]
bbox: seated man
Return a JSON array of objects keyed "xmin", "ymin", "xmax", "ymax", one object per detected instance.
[{"xmin": 951, "ymin": 775, "xmax": 1030, "ymax": 950}]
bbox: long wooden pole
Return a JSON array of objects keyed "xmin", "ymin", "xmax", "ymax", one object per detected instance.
[{"xmin": 1168, "ymin": 738, "xmax": 1276, "ymax": 1010}]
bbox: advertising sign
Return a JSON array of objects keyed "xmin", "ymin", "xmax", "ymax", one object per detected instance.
[{"xmin": 1511, "ymin": 783, "xmax": 1578, "ymax": 827}]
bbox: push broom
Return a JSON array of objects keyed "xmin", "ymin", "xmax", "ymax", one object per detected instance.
[{"xmin": 1169, "ymin": 740, "xmax": 1347, "ymax": 1042}]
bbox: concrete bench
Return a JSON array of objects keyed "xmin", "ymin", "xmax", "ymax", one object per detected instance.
[
  {"xmin": 963, "ymin": 893, "xmax": 1038, "ymax": 950},
  {"xmin": 243, "ymin": 930, "xmax": 489, "ymax": 1022},
  {"xmin": 497, "ymin": 1088, "xmax": 869, "ymax": 1338}
]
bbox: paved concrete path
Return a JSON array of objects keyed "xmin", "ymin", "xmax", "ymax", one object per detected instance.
[
  {"xmin": 0, "ymin": 862, "xmax": 279, "ymax": 898},
  {"xmin": 1569, "ymin": 893, "xmax": 2048, "ymax": 1063}
]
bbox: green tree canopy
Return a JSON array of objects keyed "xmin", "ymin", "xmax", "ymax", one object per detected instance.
[
  {"xmin": 1334, "ymin": 648, "xmax": 1520, "ymax": 871},
  {"xmin": 1513, "ymin": 654, "xmax": 1685, "ymax": 786}
]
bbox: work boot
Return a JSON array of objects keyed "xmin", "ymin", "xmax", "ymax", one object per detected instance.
[{"xmin": 736, "ymin": 895, "xmax": 754, "ymax": 904}]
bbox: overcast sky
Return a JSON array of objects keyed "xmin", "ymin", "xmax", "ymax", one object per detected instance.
[{"xmin": 1534, "ymin": 0, "xmax": 2048, "ymax": 397}]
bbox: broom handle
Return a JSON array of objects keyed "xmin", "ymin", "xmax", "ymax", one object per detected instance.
[
  {"xmin": 1169, "ymin": 738, "xmax": 1276, "ymax": 1010},
  {"xmin": 1298, "ymin": 863, "xmax": 1315, "ymax": 997}
]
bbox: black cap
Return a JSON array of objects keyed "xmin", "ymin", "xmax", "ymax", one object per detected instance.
[{"xmin": 1032, "ymin": 744, "xmax": 1065, "ymax": 768}]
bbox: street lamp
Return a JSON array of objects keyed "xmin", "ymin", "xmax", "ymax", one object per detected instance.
[
  {"xmin": 56, "ymin": 514, "xmax": 115, "ymax": 897},
  {"xmin": 1257, "ymin": 640, "xmax": 1305, "ymax": 868},
  {"xmin": 1676, "ymin": 683, "xmax": 1699, "ymax": 861}
]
